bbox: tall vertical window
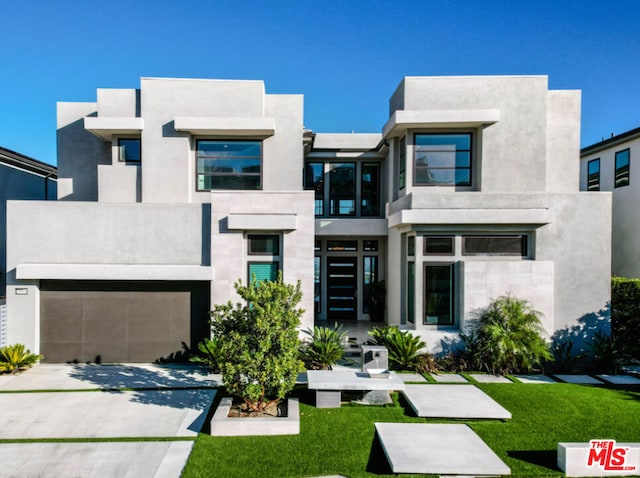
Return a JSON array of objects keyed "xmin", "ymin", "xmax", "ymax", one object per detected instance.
[
  {"xmin": 304, "ymin": 162, "xmax": 324, "ymax": 215},
  {"xmin": 587, "ymin": 158, "xmax": 600, "ymax": 191},
  {"xmin": 197, "ymin": 140, "xmax": 261, "ymax": 191},
  {"xmin": 363, "ymin": 256, "xmax": 378, "ymax": 314},
  {"xmin": 414, "ymin": 133, "xmax": 472, "ymax": 186},
  {"xmin": 424, "ymin": 264, "xmax": 454, "ymax": 326},
  {"xmin": 615, "ymin": 149, "xmax": 630, "ymax": 188},
  {"xmin": 361, "ymin": 163, "xmax": 380, "ymax": 216},
  {"xmin": 329, "ymin": 163, "xmax": 356, "ymax": 216},
  {"xmin": 314, "ymin": 256, "xmax": 321, "ymax": 314},
  {"xmin": 407, "ymin": 262, "xmax": 415, "ymax": 324},
  {"xmin": 118, "ymin": 138, "xmax": 141, "ymax": 163},
  {"xmin": 398, "ymin": 136, "xmax": 406, "ymax": 190}
]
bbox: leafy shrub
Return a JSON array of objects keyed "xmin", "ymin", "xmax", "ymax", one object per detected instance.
[
  {"xmin": 611, "ymin": 276, "xmax": 640, "ymax": 358},
  {"xmin": 415, "ymin": 352, "xmax": 439, "ymax": 374},
  {"xmin": 0, "ymin": 344, "xmax": 43, "ymax": 374},
  {"xmin": 551, "ymin": 338, "xmax": 585, "ymax": 373},
  {"xmin": 209, "ymin": 275, "xmax": 305, "ymax": 412},
  {"xmin": 587, "ymin": 330, "xmax": 629, "ymax": 374},
  {"xmin": 189, "ymin": 336, "xmax": 226, "ymax": 373},
  {"xmin": 300, "ymin": 323, "xmax": 347, "ymax": 370},
  {"xmin": 367, "ymin": 326, "xmax": 426, "ymax": 371},
  {"xmin": 466, "ymin": 295, "xmax": 553, "ymax": 375}
]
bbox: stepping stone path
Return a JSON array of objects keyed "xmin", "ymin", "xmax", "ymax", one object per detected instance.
[
  {"xmin": 513, "ymin": 374, "xmax": 558, "ymax": 384},
  {"xmin": 470, "ymin": 373, "xmax": 512, "ymax": 383},
  {"xmin": 375, "ymin": 423, "xmax": 510, "ymax": 475},
  {"xmin": 403, "ymin": 384, "xmax": 511, "ymax": 419},
  {"xmin": 597, "ymin": 374, "xmax": 640, "ymax": 385},
  {"xmin": 398, "ymin": 373, "xmax": 427, "ymax": 383},
  {"xmin": 430, "ymin": 373, "xmax": 468, "ymax": 383},
  {"xmin": 554, "ymin": 374, "xmax": 604, "ymax": 384}
]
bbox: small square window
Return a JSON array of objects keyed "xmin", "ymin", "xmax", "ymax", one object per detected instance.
[
  {"xmin": 424, "ymin": 236, "xmax": 455, "ymax": 255},
  {"xmin": 119, "ymin": 138, "xmax": 141, "ymax": 162},
  {"xmin": 615, "ymin": 149, "xmax": 630, "ymax": 188},
  {"xmin": 248, "ymin": 235, "xmax": 279, "ymax": 255}
]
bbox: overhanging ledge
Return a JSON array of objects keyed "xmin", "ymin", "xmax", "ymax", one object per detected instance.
[
  {"xmin": 16, "ymin": 264, "xmax": 213, "ymax": 281},
  {"xmin": 84, "ymin": 117, "xmax": 144, "ymax": 141},
  {"xmin": 174, "ymin": 117, "xmax": 275, "ymax": 138},
  {"xmin": 227, "ymin": 213, "xmax": 297, "ymax": 231},
  {"xmin": 382, "ymin": 109, "xmax": 500, "ymax": 138}
]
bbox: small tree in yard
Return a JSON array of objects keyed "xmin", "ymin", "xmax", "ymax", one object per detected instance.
[{"xmin": 210, "ymin": 274, "xmax": 305, "ymax": 412}]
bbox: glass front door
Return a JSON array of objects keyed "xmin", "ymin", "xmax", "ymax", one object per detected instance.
[{"xmin": 327, "ymin": 256, "xmax": 357, "ymax": 320}]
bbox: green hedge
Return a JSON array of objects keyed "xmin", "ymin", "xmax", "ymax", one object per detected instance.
[{"xmin": 611, "ymin": 276, "xmax": 640, "ymax": 358}]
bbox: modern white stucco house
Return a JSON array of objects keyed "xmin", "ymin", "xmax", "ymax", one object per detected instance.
[
  {"xmin": 580, "ymin": 127, "xmax": 640, "ymax": 279},
  {"xmin": 6, "ymin": 75, "xmax": 611, "ymax": 362}
]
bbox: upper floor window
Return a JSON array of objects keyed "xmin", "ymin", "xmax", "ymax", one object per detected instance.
[
  {"xmin": 615, "ymin": 149, "xmax": 630, "ymax": 188},
  {"xmin": 196, "ymin": 140, "xmax": 261, "ymax": 191},
  {"xmin": 398, "ymin": 136, "xmax": 406, "ymax": 190},
  {"xmin": 587, "ymin": 158, "xmax": 600, "ymax": 191},
  {"xmin": 118, "ymin": 138, "xmax": 141, "ymax": 163},
  {"xmin": 414, "ymin": 133, "xmax": 471, "ymax": 186},
  {"xmin": 304, "ymin": 161, "xmax": 381, "ymax": 217}
]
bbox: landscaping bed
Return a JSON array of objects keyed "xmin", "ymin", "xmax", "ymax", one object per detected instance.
[{"xmin": 183, "ymin": 382, "xmax": 640, "ymax": 478}]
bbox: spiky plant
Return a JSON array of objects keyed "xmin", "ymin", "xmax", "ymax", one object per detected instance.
[
  {"xmin": 300, "ymin": 323, "xmax": 348, "ymax": 370},
  {"xmin": 0, "ymin": 344, "xmax": 43, "ymax": 374},
  {"xmin": 189, "ymin": 336, "xmax": 226, "ymax": 373},
  {"xmin": 367, "ymin": 326, "xmax": 426, "ymax": 371}
]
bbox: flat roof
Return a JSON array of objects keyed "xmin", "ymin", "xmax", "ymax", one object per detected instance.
[
  {"xmin": 0, "ymin": 146, "xmax": 57, "ymax": 178},
  {"xmin": 581, "ymin": 126, "xmax": 640, "ymax": 156}
]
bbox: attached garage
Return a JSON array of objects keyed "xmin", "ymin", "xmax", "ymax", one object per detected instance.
[{"xmin": 40, "ymin": 281, "xmax": 210, "ymax": 363}]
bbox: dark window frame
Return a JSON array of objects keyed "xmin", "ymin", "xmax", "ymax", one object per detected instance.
[
  {"xmin": 118, "ymin": 138, "xmax": 141, "ymax": 163},
  {"xmin": 462, "ymin": 235, "xmax": 528, "ymax": 257},
  {"xmin": 361, "ymin": 162, "xmax": 380, "ymax": 217},
  {"xmin": 424, "ymin": 262, "xmax": 455, "ymax": 326},
  {"xmin": 413, "ymin": 132, "xmax": 473, "ymax": 187},
  {"xmin": 304, "ymin": 161, "xmax": 325, "ymax": 216},
  {"xmin": 327, "ymin": 240, "xmax": 358, "ymax": 252},
  {"xmin": 196, "ymin": 139, "xmax": 262, "ymax": 191},
  {"xmin": 248, "ymin": 234, "xmax": 280, "ymax": 256},
  {"xmin": 615, "ymin": 148, "xmax": 630, "ymax": 188},
  {"xmin": 399, "ymin": 136, "xmax": 406, "ymax": 191},
  {"xmin": 587, "ymin": 158, "xmax": 600, "ymax": 191},
  {"xmin": 424, "ymin": 236, "xmax": 455, "ymax": 256}
]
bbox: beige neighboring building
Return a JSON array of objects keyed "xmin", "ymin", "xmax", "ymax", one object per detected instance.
[{"xmin": 6, "ymin": 75, "xmax": 611, "ymax": 362}]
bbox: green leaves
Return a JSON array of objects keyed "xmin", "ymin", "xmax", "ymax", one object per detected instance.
[
  {"xmin": 0, "ymin": 344, "xmax": 43, "ymax": 374},
  {"xmin": 208, "ymin": 274, "xmax": 305, "ymax": 412},
  {"xmin": 367, "ymin": 326, "xmax": 426, "ymax": 371},
  {"xmin": 466, "ymin": 294, "xmax": 553, "ymax": 375},
  {"xmin": 300, "ymin": 323, "xmax": 348, "ymax": 370}
]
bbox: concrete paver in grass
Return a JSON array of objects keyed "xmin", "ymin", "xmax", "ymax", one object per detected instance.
[
  {"xmin": 0, "ymin": 441, "xmax": 193, "ymax": 478},
  {"xmin": 597, "ymin": 374, "xmax": 640, "ymax": 385},
  {"xmin": 375, "ymin": 423, "xmax": 510, "ymax": 476},
  {"xmin": 0, "ymin": 389, "xmax": 216, "ymax": 439},
  {"xmin": 554, "ymin": 374, "xmax": 604, "ymax": 384},
  {"xmin": 0, "ymin": 363, "xmax": 219, "ymax": 391},
  {"xmin": 513, "ymin": 374, "xmax": 558, "ymax": 384},
  {"xmin": 398, "ymin": 373, "xmax": 427, "ymax": 383},
  {"xmin": 470, "ymin": 373, "xmax": 513, "ymax": 383},
  {"xmin": 430, "ymin": 373, "xmax": 468, "ymax": 383},
  {"xmin": 403, "ymin": 384, "xmax": 511, "ymax": 419}
]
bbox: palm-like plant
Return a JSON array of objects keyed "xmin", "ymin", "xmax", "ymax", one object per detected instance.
[
  {"xmin": 300, "ymin": 323, "xmax": 347, "ymax": 370},
  {"xmin": 473, "ymin": 295, "xmax": 553, "ymax": 375},
  {"xmin": 367, "ymin": 326, "xmax": 426, "ymax": 371},
  {"xmin": 189, "ymin": 336, "xmax": 226, "ymax": 373},
  {"xmin": 0, "ymin": 344, "xmax": 43, "ymax": 374}
]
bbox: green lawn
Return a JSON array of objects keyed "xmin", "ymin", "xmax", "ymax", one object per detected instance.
[{"xmin": 182, "ymin": 383, "xmax": 640, "ymax": 478}]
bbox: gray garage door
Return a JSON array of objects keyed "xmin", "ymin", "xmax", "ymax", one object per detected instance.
[{"xmin": 40, "ymin": 281, "xmax": 210, "ymax": 363}]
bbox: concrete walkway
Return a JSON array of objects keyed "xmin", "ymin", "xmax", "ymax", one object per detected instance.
[{"xmin": 0, "ymin": 364, "xmax": 219, "ymax": 477}]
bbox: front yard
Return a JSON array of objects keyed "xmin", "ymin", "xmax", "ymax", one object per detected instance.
[{"xmin": 183, "ymin": 381, "xmax": 640, "ymax": 478}]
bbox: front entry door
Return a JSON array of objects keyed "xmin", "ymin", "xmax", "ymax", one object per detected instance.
[{"xmin": 327, "ymin": 256, "xmax": 358, "ymax": 320}]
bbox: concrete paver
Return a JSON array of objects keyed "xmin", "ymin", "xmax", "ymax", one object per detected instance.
[
  {"xmin": 403, "ymin": 384, "xmax": 511, "ymax": 419},
  {"xmin": 0, "ymin": 388, "xmax": 216, "ymax": 438},
  {"xmin": 597, "ymin": 374, "xmax": 640, "ymax": 385},
  {"xmin": 470, "ymin": 373, "xmax": 512, "ymax": 383},
  {"xmin": 554, "ymin": 374, "xmax": 604, "ymax": 384},
  {"xmin": 375, "ymin": 423, "xmax": 510, "ymax": 475},
  {"xmin": 0, "ymin": 441, "xmax": 194, "ymax": 478},
  {"xmin": 430, "ymin": 373, "xmax": 468, "ymax": 383},
  {"xmin": 398, "ymin": 373, "xmax": 427, "ymax": 383},
  {"xmin": 0, "ymin": 363, "xmax": 219, "ymax": 390},
  {"xmin": 513, "ymin": 374, "xmax": 558, "ymax": 384}
]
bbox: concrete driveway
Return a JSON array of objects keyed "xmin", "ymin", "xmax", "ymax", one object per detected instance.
[{"xmin": 0, "ymin": 364, "xmax": 219, "ymax": 477}]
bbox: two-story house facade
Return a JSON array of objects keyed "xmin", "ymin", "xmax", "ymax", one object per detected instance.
[
  {"xmin": 580, "ymin": 127, "xmax": 640, "ymax": 279},
  {"xmin": 6, "ymin": 75, "xmax": 611, "ymax": 362}
]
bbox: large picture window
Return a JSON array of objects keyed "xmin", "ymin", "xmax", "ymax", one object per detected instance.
[
  {"xmin": 414, "ymin": 133, "xmax": 472, "ymax": 186},
  {"xmin": 361, "ymin": 163, "xmax": 380, "ymax": 217},
  {"xmin": 197, "ymin": 140, "xmax": 261, "ymax": 191},
  {"xmin": 615, "ymin": 149, "xmax": 630, "ymax": 188},
  {"xmin": 329, "ymin": 163, "xmax": 356, "ymax": 216},
  {"xmin": 304, "ymin": 162, "xmax": 325, "ymax": 215}
]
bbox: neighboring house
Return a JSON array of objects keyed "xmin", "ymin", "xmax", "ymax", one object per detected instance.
[
  {"xmin": 6, "ymin": 75, "xmax": 611, "ymax": 363},
  {"xmin": 0, "ymin": 147, "xmax": 57, "ymax": 297},
  {"xmin": 580, "ymin": 127, "xmax": 640, "ymax": 279}
]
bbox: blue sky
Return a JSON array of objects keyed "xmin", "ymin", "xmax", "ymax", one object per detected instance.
[{"xmin": 1, "ymin": 0, "xmax": 639, "ymax": 166}]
